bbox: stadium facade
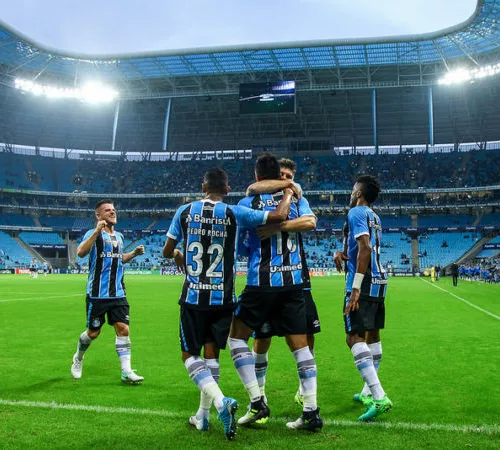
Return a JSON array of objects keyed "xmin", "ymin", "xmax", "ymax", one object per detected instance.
[{"xmin": 0, "ymin": 0, "xmax": 498, "ymax": 275}]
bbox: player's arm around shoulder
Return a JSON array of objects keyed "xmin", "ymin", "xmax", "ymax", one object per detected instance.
[
  {"xmin": 76, "ymin": 221, "xmax": 106, "ymax": 258},
  {"xmin": 267, "ymin": 187, "xmax": 294, "ymax": 223},
  {"xmin": 246, "ymin": 179, "xmax": 301, "ymax": 198}
]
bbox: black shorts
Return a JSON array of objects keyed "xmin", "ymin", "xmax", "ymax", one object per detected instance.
[
  {"xmin": 30, "ymin": 268, "xmax": 37, "ymax": 272},
  {"xmin": 343, "ymin": 293, "xmax": 385, "ymax": 334},
  {"xmin": 86, "ymin": 295, "xmax": 130, "ymax": 330},
  {"xmin": 236, "ymin": 287, "xmax": 306, "ymax": 336},
  {"xmin": 179, "ymin": 304, "xmax": 234, "ymax": 355},
  {"xmin": 254, "ymin": 289, "xmax": 320, "ymax": 338}
]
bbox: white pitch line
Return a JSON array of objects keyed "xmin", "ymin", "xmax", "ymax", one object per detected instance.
[
  {"xmin": 421, "ymin": 279, "xmax": 500, "ymax": 321},
  {"xmin": 0, "ymin": 294, "xmax": 82, "ymax": 303},
  {"xmin": 0, "ymin": 399, "xmax": 498, "ymax": 435}
]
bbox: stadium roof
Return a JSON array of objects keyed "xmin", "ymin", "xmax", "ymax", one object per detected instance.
[{"xmin": 0, "ymin": 0, "xmax": 499, "ymax": 97}]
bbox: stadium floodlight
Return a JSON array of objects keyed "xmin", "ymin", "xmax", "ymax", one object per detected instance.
[
  {"xmin": 438, "ymin": 63, "xmax": 500, "ymax": 85},
  {"xmin": 14, "ymin": 78, "xmax": 119, "ymax": 104}
]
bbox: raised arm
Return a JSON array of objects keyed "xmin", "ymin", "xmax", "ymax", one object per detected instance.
[
  {"xmin": 76, "ymin": 221, "xmax": 106, "ymax": 258},
  {"xmin": 122, "ymin": 245, "xmax": 145, "ymax": 264}
]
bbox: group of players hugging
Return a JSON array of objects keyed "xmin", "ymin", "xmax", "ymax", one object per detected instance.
[{"xmin": 70, "ymin": 152, "xmax": 391, "ymax": 440}]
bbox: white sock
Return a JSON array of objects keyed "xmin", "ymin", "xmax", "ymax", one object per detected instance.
[
  {"xmin": 76, "ymin": 331, "xmax": 92, "ymax": 361},
  {"xmin": 351, "ymin": 342, "xmax": 385, "ymax": 401},
  {"xmin": 115, "ymin": 336, "xmax": 131, "ymax": 373},
  {"xmin": 228, "ymin": 338, "xmax": 260, "ymax": 402},
  {"xmin": 298, "ymin": 347, "xmax": 315, "ymax": 395},
  {"xmin": 361, "ymin": 342, "xmax": 382, "ymax": 396},
  {"xmin": 196, "ymin": 358, "xmax": 220, "ymax": 419},
  {"xmin": 293, "ymin": 346, "xmax": 318, "ymax": 411},
  {"xmin": 185, "ymin": 356, "xmax": 225, "ymax": 413}
]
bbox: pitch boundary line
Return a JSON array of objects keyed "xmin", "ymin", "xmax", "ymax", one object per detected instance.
[
  {"xmin": 421, "ymin": 279, "xmax": 500, "ymax": 321},
  {"xmin": 0, "ymin": 294, "xmax": 82, "ymax": 303},
  {"xmin": 0, "ymin": 398, "xmax": 498, "ymax": 435}
]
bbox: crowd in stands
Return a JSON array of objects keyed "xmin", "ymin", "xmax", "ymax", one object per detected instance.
[{"xmin": 1, "ymin": 149, "xmax": 500, "ymax": 194}]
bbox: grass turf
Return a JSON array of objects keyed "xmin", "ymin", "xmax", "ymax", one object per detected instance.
[{"xmin": 0, "ymin": 274, "xmax": 499, "ymax": 449}]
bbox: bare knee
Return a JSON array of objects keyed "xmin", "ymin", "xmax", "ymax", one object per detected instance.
[
  {"xmin": 365, "ymin": 330, "xmax": 380, "ymax": 344},
  {"xmin": 346, "ymin": 332, "xmax": 364, "ymax": 349},
  {"xmin": 87, "ymin": 329, "xmax": 101, "ymax": 340},
  {"xmin": 229, "ymin": 317, "xmax": 253, "ymax": 340},
  {"xmin": 253, "ymin": 338, "xmax": 272, "ymax": 354},
  {"xmin": 203, "ymin": 342, "xmax": 220, "ymax": 360},
  {"xmin": 286, "ymin": 334, "xmax": 308, "ymax": 352},
  {"xmin": 114, "ymin": 322, "xmax": 129, "ymax": 337}
]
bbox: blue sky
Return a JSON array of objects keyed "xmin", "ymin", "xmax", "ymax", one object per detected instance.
[{"xmin": 1, "ymin": 0, "xmax": 478, "ymax": 55}]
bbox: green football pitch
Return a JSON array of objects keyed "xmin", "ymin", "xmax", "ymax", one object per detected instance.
[{"xmin": 0, "ymin": 275, "xmax": 499, "ymax": 449}]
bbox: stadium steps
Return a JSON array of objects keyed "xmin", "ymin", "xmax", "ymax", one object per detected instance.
[
  {"xmin": 147, "ymin": 219, "xmax": 157, "ymax": 230},
  {"xmin": 124, "ymin": 239, "xmax": 141, "ymax": 253},
  {"xmin": 452, "ymin": 235, "xmax": 490, "ymax": 267},
  {"xmin": 14, "ymin": 236, "xmax": 44, "ymax": 260},
  {"xmin": 472, "ymin": 214, "xmax": 482, "ymax": 226},
  {"xmin": 32, "ymin": 216, "xmax": 42, "ymax": 227}
]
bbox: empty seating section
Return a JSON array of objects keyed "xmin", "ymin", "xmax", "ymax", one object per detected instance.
[
  {"xmin": 72, "ymin": 218, "xmax": 95, "ymax": 229},
  {"xmin": 418, "ymin": 214, "xmax": 475, "ymax": 227},
  {"xmin": 0, "ymin": 214, "xmax": 35, "ymax": 227},
  {"xmin": 380, "ymin": 233, "xmax": 412, "ymax": 269},
  {"xmin": 418, "ymin": 233, "xmax": 480, "ymax": 267},
  {"xmin": 118, "ymin": 217, "xmax": 153, "ymax": 230},
  {"xmin": 152, "ymin": 218, "xmax": 172, "ymax": 230},
  {"xmin": 480, "ymin": 213, "xmax": 500, "ymax": 225},
  {"xmin": 379, "ymin": 215, "xmax": 412, "ymax": 227},
  {"xmin": 302, "ymin": 234, "xmax": 343, "ymax": 269},
  {"xmin": 126, "ymin": 234, "xmax": 164, "ymax": 269},
  {"xmin": 19, "ymin": 232, "xmax": 64, "ymax": 245},
  {"xmin": 38, "ymin": 216, "xmax": 75, "ymax": 228},
  {"xmin": 0, "ymin": 230, "xmax": 34, "ymax": 267},
  {"xmin": 476, "ymin": 235, "xmax": 500, "ymax": 259}
]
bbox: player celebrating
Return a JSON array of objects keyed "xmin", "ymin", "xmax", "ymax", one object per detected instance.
[
  {"xmin": 70, "ymin": 199, "xmax": 145, "ymax": 384},
  {"xmin": 341, "ymin": 175, "xmax": 392, "ymax": 421},
  {"xmin": 245, "ymin": 158, "xmax": 320, "ymax": 409},
  {"xmin": 228, "ymin": 152, "xmax": 323, "ymax": 432},
  {"xmin": 162, "ymin": 168, "xmax": 292, "ymax": 440}
]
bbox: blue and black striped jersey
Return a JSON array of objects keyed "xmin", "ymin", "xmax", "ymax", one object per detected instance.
[
  {"xmin": 83, "ymin": 229, "xmax": 126, "ymax": 299},
  {"xmin": 346, "ymin": 206, "xmax": 388, "ymax": 299},
  {"xmin": 167, "ymin": 199, "xmax": 268, "ymax": 310},
  {"xmin": 238, "ymin": 191, "xmax": 315, "ymax": 289}
]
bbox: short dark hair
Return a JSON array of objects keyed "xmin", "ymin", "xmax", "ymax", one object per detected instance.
[
  {"xmin": 255, "ymin": 152, "xmax": 280, "ymax": 180},
  {"xmin": 356, "ymin": 175, "xmax": 381, "ymax": 204},
  {"xmin": 203, "ymin": 168, "xmax": 228, "ymax": 194},
  {"xmin": 279, "ymin": 158, "xmax": 296, "ymax": 174},
  {"xmin": 95, "ymin": 199, "xmax": 113, "ymax": 210}
]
